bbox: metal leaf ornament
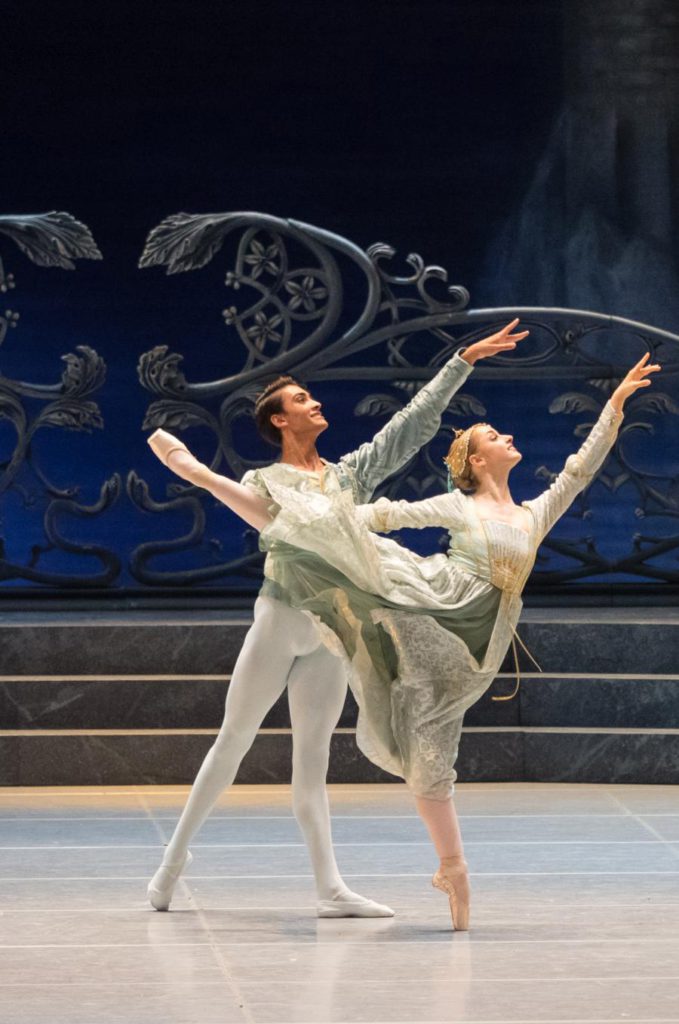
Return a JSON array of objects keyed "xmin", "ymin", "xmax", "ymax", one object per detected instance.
[
  {"xmin": 61, "ymin": 347, "xmax": 107, "ymax": 397},
  {"xmin": 139, "ymin": 212, "xmax": 237, "ymax": 275},
  {"xmin": 549, "ymin": 392, "xmax": 604, "ymax": 416},
  {"xmin": 0, "ymin": 212, "xmax": 102, "ymax": 269}
]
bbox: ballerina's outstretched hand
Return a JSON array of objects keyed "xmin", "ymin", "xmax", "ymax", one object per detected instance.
[{"xmin": 610, "ymin": 352, "xmax": 662, "ymax": 414}]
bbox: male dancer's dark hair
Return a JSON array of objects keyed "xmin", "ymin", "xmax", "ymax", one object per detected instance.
[{"xmin": 254, "ymin": 376, "xmax": 306, "ymax": 446}]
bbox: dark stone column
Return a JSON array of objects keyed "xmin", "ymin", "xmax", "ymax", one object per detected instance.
[{"xmin": 485, "ymin": 0, "xmax": 679, "ymax": 328}]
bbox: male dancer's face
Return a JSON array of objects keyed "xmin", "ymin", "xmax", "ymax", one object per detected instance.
[{"xmin": 272, "ymin": 385, "xmax": 329, "ymax": 443}]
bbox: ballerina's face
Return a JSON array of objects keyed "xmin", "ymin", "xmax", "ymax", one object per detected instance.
[
  {"xmin": 271, "ymin": 385, "xmax": 328, "ymax": 439},
  {"xmin": 468, "ymin": 424, "xmax": 522, "ymax": 476}
]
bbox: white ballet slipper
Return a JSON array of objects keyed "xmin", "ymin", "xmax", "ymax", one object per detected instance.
[
  {"xmin": 147, "ymin": 850, "xmax": 193, "ymax": 911},
  {"xmin": 316, "ymin": 893, "xmax": 395, "ymax": 918}
]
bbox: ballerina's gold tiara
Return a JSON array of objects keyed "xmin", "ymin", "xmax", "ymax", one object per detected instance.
[{"xmin": 443, "ymin": 424, "xmax": 487, "ymax": 479}]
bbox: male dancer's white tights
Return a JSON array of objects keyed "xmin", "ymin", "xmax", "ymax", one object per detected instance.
[{"xmin": 158, "ymin": 595, "xmax": 356, "ymax": 900}]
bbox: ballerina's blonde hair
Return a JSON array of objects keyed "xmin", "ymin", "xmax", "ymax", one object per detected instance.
[{"xmin": 443, "ymin": 423, "xmax": 488, "ymax": 492}]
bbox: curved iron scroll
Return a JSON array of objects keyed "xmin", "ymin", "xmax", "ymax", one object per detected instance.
[
  {"xmin": 133, "ymin": 211, "xmax": 679, "ymax": 589},
  {"xmin": 0, "ymin": 213, "xmax": 120, "ymax": 588}
]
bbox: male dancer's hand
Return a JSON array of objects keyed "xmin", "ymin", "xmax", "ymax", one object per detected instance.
[{"xmin": 460, "ymin": 318, "xmax": 529, "ymax": 365}]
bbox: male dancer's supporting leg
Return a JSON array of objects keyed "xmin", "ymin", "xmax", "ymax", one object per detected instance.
[
  {"xmin": 287, "ymin": 646, "xmax": 394, "ymax": 916},
  {"xmin": 147, "ymin": 596, "xmax": 300, "ymax": 907},
  {"xmin": 147, "ymin": 596, "xmax": 392, "ymax": 916}
]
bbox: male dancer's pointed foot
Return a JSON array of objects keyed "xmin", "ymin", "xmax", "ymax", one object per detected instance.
[
  {"xmin": 432, "ymin": 855, "xmax": 470, "ymax": 931},
  {"xmin": 147, "ymin": 428, "xmax": 190, "ymax": 467},
  {"xmin": 147, "ymin": 850, "xmax": 193, "ymax": 911},
  {"xmin": 316, "ymin": 890, "xmax": 395, "ymax": 918}
]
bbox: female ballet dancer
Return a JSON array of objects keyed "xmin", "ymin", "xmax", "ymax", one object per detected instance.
[{"xmin": 151, "ymin": 347, "xmax": 658, "ymax": 930}]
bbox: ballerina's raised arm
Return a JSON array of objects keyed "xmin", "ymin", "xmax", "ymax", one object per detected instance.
[{"xmin": 357, "ymin": 353, "xmax": 661, "ymax": 537}]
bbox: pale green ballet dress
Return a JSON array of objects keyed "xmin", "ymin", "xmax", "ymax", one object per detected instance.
[{"xmin": 246, "ymin": 390, "xmax": 622, "ymax": 799}]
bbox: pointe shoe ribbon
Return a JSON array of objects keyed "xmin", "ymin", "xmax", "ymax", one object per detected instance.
[{"xmin": 432, "ymin": 856, "xmax": 470, "ymax": 931}]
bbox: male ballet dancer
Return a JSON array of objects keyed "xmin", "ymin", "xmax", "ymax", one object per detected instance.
[{"xmin": 147, "ymin": 319, "xmax": 527, "ymax": 916}]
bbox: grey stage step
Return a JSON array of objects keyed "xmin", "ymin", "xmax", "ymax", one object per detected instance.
[
  {"xmin": 1, "ymin": 607, "xmax": 678, "ymax": 675},
  {"xmin": 1, "ymin": 608, "xmax": 679, "ymax": 785},
  {"xmin": 3, "ymin": 673, "xmax": 679, "ymax": 730},
  {"xmin": 2, "ymin": 726, "xmax": 678, "ymax": 787}
]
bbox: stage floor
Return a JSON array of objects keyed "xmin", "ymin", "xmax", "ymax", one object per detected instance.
[{"xmin": 1, "ymin": 782, "xmax": 678, "ymax": 1023}]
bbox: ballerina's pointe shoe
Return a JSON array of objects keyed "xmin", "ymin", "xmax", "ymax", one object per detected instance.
[
  {"xmin": 146, "ymin": 429, "xmax": 191, "ymax": 468},
  {"xmin": 147, "ymin": 850, "xmax": 193, "ymax": 911},
  {"xmin": 316, "ymin": 893, "xmax": 395, "ymax": 918},
  {"xmin": 432, "ymin": 856, "xmax": 470, "ymax": 931}
]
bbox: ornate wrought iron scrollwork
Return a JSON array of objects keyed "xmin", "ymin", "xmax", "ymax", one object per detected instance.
[
  {"xmin": 126, "ymin": 469, "xmax": 262, "ymax": 586},
  {"xmin": 530, "ymin": 372, "xmax": 679, "ymax": 584},
  {"xmin": 0, "ymin": 213, "xmax": 120, "ymax": 589},
  {"xmin": 134, "ymin": 211, "xmax": 679, "ymax": 590}
]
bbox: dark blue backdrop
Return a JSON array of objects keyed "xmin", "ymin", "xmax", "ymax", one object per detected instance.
[{"xmin": 3, "ymin": 0, "xmax": 679, "ymax": 597}]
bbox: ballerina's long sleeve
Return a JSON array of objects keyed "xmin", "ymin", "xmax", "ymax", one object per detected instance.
[
  {"xmin": 356, "ymin": 400, "xmax": 623, "ymax": 538},
  {"xmin": 147, "ymin": 429, "xmax": 273, "ymax": 531},
  {"xmin": 355, "ymin": 491, "xmax": 463, "ymax": 533},
  {"xmin": 524, "ymin": 400, "xmax": 623, "ymax": 540}
]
